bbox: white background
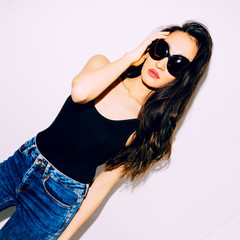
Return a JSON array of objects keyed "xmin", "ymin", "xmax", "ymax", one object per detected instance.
[{"xmin": 0, "ymin": 0, "xmax": 240, "ymax": 239}]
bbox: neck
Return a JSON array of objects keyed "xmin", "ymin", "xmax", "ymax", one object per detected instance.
[{"xmin": 122, "ymin": 76, "xmax": 152, "ymax": 106}]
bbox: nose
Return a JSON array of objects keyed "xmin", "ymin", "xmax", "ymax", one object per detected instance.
[{"xmin": 156, "ymin": 57, "xmax": 168, "ymax": 71}]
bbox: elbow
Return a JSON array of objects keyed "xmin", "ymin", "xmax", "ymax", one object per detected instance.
[{"xmin": 71, "ymin": 81, "xmax": 90, "ymax": 104}]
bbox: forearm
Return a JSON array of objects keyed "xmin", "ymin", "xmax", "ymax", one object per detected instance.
[
  {"xmin": 58, "ymin": 170, "xmax": 121, "ymax": 240},
  {"xmin": 58, "ymin": 187, "xmax": 108, "ymax": 239},
  {"xmin": 71, "ymin": 53, "xmax": 133, "ymax": 103}
]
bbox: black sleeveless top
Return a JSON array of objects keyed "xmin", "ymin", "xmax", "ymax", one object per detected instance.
[{"xmin": 36, "ymin": 96, "xmax": 137, "ymax": 183}]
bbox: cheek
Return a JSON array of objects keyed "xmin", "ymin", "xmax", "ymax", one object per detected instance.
[{"xmin": 164, "ymin": 73, "xmax": 176, "ymax": 84}]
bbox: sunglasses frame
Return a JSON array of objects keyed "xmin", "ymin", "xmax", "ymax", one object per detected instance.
[{"xmin": 148, "ymin": 39, "xmax": 190, "ymax": 77}]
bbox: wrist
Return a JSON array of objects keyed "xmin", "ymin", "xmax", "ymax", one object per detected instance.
[{"xmin": 122, "ymin": 52, "xmax": 135, "ymax": 67}]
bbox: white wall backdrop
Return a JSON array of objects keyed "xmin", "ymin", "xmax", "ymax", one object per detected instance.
[{"xmin": 0, "ymin": 0, "xmax": 239, "ymax": 239}]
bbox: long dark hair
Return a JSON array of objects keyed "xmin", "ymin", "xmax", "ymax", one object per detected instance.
[{"xmin": 105, "ymin": 21, "xmax": 213, "ymax": 180}]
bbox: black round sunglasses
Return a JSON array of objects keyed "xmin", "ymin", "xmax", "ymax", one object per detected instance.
[{"xmin": 148, "ymin": 39, "xmax": 190, "ymax": 77}]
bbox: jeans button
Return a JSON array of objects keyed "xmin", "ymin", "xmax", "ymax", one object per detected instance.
[
  {"xmin": 37, "ymin": 158, "xmax": 46, "ymax": 167},
  {"xmin": 37, "ymin": 159, "xmax": 43, "ymax": 164}
]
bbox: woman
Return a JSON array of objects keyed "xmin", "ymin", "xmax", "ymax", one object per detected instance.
[{"xmin": 0, "ymin": 21, "xmax": 212, "ymax": 239}]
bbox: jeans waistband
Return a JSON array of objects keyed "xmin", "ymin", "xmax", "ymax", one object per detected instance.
[{"xmin": 19, "ymin": 137, "xmax": 89, "ymax": 193}]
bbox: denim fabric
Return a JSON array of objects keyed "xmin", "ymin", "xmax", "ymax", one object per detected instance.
[{"xmin": 0, "ymin": 137, "xmax": 89, "ymax": 240}]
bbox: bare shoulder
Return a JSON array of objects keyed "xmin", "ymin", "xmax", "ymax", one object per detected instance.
[
  {"xmin": 84, "ymin": 55, "xmax": 110, "ymax": 70},
  {"xmin": 73, "ymin": 54, "xmax": 110, "ymax": 80}
]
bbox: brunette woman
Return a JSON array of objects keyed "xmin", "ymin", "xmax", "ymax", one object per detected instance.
[{"xmin": 0, "ymin": 21, "xmax": 212, "ymax": 240}]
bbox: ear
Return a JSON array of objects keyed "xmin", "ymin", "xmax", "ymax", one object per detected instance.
[{"xmin": 132, "ymin": 53, "xmax": 149, "ymax": 66}]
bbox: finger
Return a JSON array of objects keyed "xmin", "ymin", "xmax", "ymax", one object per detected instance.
[
  {"xmin": 143, "ymin": 32, "xmax": 170, "ymax": 47},
  {"xmin": 141, "ymin": 35, "xmax": 166, "ymax": 48},
  {"xmin": 149, "ymin": 31, "xmax": 170, "ymax": 37},
  {"xmin": 148, "ymin": 32, "xmax": 170, "ymax": 40},
  {"xmin": 146, "ymin": 32, "xmax": 169, "ymax": 41},
  {"xmin": 129, "ymin": 32, "xmax": 170, "ymax": 63}
]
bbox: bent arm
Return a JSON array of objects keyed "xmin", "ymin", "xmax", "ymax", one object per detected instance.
[
  {"xmin": 71, "ymin": 54, "xmax": 133, "ymax": 103},
  {"xmin": 57, "ymin": 167, "xmax": 123, "ymax": 240},
  {"xmin": 71, "ymin": 32, "xmax": 169, "ymax": 104}
]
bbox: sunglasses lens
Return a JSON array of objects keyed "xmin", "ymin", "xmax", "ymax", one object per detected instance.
[
  {"xmin": 149, "ymin": 39, "xmax": 190, "ymax": 77},
  {"xmin": 167, "ymin": 56, "xmax": 190, "ymax": 77},
  {"xmin": 149, "ymin": 39, "xmax": 168, "ymax": 60}
]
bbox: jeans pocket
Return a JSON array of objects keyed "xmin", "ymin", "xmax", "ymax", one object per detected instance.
[{"xmin": 42, "ymin": 176, "xmax": 78, "ymax": 209}]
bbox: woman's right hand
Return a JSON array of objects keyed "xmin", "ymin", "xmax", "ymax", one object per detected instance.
[{"xmin": 126, "ymin": 31, "xmax": 170, "ymax": 66}]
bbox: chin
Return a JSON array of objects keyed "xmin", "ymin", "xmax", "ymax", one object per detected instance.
[{"xmin": 142, "ymin": 77, "xmax": 161, "ymax": 90}]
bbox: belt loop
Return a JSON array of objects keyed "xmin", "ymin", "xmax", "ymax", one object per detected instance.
[{"xmin": 43, "ymin": 163, "xmax": 51, "ymax": 178}]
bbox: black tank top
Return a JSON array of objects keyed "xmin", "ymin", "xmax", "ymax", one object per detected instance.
[{"xmin": 36, "ymin": 96, "xmax": 137, "ymax": 183}]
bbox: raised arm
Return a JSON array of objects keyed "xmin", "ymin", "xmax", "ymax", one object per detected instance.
[
  {"xmin": 57, "ymin": 167, "xmax": 123, "ymax": 240},
  {"xmin": 71, "ymin": 54, "xmax": 132, "ymax": 103},
  {"xmin": 71, "ymin": 32, "xmax": 169, "ymax": 103}
]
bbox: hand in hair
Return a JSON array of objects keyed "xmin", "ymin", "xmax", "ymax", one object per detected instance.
[{"xmin": 128, "ymin": 31, "xmax": 170, "ymax": 66}]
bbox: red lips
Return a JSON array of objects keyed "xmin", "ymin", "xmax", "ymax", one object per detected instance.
[{"xmin": 148, "ymin": 69, "xmax": 160, "ymax": 79}]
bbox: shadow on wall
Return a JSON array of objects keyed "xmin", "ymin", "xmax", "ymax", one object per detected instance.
[
  {"xmin": 72, "ymin": 160, "xmax": 169, "ymax": 240},
  {"xmin": 71, "ymin": 67, "xmax": 211, "ymax": 239}
]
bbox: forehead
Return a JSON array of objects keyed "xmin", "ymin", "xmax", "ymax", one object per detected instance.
[{"xmin": 165, "ymin": 31, "xmax": 198, "ymax": 61}]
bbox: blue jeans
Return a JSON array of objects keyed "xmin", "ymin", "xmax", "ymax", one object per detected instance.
[{"xmin": 0, "ymin": 137, "xmax": 89, "ymax": 240}]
